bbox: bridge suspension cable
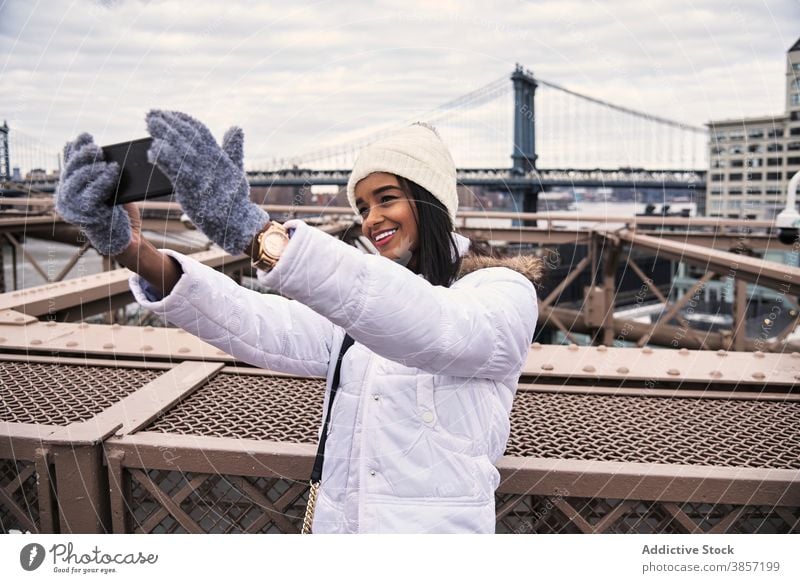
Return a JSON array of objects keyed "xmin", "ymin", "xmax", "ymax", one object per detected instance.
[
  {"xmin": 536, "ymin": 76, "xmax": 707, "ymax": 170},
  {"xmin": 537, "ymin": 78, "xmax": 707, "ymax": 134},
  {"xmin": 263, "ymin": 68, "xmax": 708, "ymax": 172},
  {"xmin": 264, "ymin": 74, "xmax": 512, "ymax": 171},
  {"xmin": 6, "ymin": 128, "xmax": 61, "ymax": 179}
]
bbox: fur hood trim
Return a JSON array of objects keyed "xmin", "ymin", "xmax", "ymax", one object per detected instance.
[{"xmin": 456, "ymin": 253, "xmax": 544, "ymax": 286}]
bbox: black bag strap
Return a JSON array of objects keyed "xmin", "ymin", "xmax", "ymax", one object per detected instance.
[{"xmin": 310, "ymin": 332, "xmax": 355, "ymax": 483}]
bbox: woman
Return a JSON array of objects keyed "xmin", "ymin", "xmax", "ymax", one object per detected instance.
[{"xmin": 55, "ymin": 111, "xmax": 541, "ymax": 533}]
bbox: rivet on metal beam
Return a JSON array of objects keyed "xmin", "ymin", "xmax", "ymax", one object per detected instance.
[
  {"xmin": 14, "ymin": 316, "xmax": 24, "ymax": 322},
  {"xmin": 178, "ymin": 347, "xmax": 190, "ymax": 354},
  {"xmin": 678, "ymin": 348, "xmax": 689, "ymax": 355},
  {"xmin": 144, "ymin": 326, "xmax": 154, "ymax": 332},
  {"xmin": 597, "ymin": 345, "xmax": 607, "ymax": 352},
  {"xmin": 642, "ymin": 347, "xmax": 653, "ymax": 354},
  {"xmin": 141, "ymin": 345, "xmax": 153, "ymax": 351},
  {"xmin": 582, "ymin": 365, "xmax": 596, "ymax": 373},
  {"xmin": 717, "ymin": 350, "xmax": 727, "ymax": 357},
  {"xmin": 752, "ymin": 372, "xmax": 766, "ymax": 380},
  {"xmin": 541, "ymin": 363, "xmax": 554, "ymax": 371},
  {"xmin": 754, "ymin": 351, "xmax": 765, "ymax": 358},
  {"xmin": 79, "ymin": 323, "xmax": 89, "ymax": 329},
  {"xmin": 216, "ymin": 350, "xmax": 227, "ymax": 356},
  {"xmin": 0, "ymin": 337, "xmax": 5, "ymax": 343},
  {"xmin": 103, "ymin": 342, "xmax": 114, "ymax": 349},
  {"xmin": 111, "ymin": 323, "xmax": 121, "ymax": 330},
  {"xmin": 568, "ymin": 344, "xmax": 579, "ymax": 351},
  {"xmin": 667, "ymin": 368, "xmax": 680, "ymax": 376},
  {"xmin": 30, "ymin": 339, "xmax": 42, "ymax": 345},
  {"xmin": 532, "ymin": 342, "xmax": 542, "ymax": 350},
  {"xmin": 616, "ymin": 367, "xmax": 629, "ymax": 374},
  {"xmin": 46, "ymin": 321, "xmax": 57, "ymax": 327},
  {"xmin": 710, "ymin": 370, "xmax": 723, "ymax": 378},
  {"xmin": 66, "ymin": 341, "xmax": 78, "ymax": 347}
]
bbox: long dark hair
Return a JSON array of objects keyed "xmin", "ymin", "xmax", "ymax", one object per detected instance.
[{"xmin": 397, "ymin": 176, "xmax": 462, "ymax": 287}]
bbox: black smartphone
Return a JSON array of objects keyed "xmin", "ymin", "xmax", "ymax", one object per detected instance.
[{"xmin": 101, "ymin": 137, "xmax": 174, "ymax": 205}]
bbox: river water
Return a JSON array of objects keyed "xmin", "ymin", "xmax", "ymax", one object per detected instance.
[{"xmin": 2, "ymin": 236, "xmax": 106, "ymax": 291}]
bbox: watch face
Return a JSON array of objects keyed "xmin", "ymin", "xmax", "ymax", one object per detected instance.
[{"xmin": 263, "ymin": 231, "xmax": 288, "ymax": 257}]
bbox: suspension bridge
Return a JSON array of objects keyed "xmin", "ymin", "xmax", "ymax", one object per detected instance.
[{"xmin": 1, "ymin": 65, "xmax": 708, "ymax": 214}]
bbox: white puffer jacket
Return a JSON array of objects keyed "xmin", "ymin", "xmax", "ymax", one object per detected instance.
[{"xmin": 128, "ymin": 219, "xmax": 539, "ymax": 533}]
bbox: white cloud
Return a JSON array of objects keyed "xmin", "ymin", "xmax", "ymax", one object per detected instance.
[{"xmin": 1, "ymin": 0, "xmax": 798, "ymax": 171}]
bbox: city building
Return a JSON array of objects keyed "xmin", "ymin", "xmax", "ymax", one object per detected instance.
[{"xmin": 706, "ymin": 37, "xmax": 800, "ymax": 220}]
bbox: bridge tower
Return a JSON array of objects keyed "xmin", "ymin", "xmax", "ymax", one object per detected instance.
[
  {"xmin": 510, "ymin": 65, "xmax": 539, "ymax": 225},
  {"xmin": 0, "ymin": 121, "xmax": 10, "ymax": 181},
  {"xmin": 511, "ymin": 64, "xmax": 537, "ymax": 172}
]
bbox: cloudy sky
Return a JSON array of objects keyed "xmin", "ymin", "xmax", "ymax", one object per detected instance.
[{"xmin": 1, "ymin": 0, "xmax": 798, "ymax": 172}]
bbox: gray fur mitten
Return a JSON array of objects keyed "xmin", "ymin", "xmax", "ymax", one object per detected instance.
[
  {"xmin": 54, "ymin": 133, "xmax": 132, "ymax": 256},
  {"xmin": 145, "ymin": 110, "xmax": 269, "ymax": 255}
]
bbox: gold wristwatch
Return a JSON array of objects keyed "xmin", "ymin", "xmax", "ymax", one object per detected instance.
[{"xmin": 250, "ymin": 221, "xmax": 290, "ymax": 271}]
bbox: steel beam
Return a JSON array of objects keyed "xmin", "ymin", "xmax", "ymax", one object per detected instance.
[
  {"xmin": 522, "ymin": 341, "xmax": 798, "ymax": 389},
  {"xmin": 0, "ymin": 249, "xmax": 250, "ymax": 318},
  {"xmin": 1, "ymin": 198, "xmax": 775, "ymax": 228},
  {"xmin": 542, "ymin": 305, "xmax": 800, "ymax": 353},
  {"xmin": 614, "ymin": 229, "xmax": 800, "ymax": 294},
  {"xmin": 1, "ymin": 317, "xmax": 795, "ymax": 388},
  {"xmin": 497, "ymin": 457, "xmax": 800, "ymax": 507}
]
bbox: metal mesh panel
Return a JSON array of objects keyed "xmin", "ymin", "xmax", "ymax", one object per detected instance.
[
  {"xmin": 506, "ymin": 391, "xmax": 800, "ymax": 469},
  {"xmin": 495, "ymin": 492, "xmax": 582, "ymax": 534},
  {"xmin": 124, "ymin": 470, "xmax": 800, "ymax": 534},
  {"xmin": 128, "ymin": 468, "xmax": 308, "ymax": 534},
  {"xmin": 143, "ymin": 378, "xmax": 798, "ymax": 468},
  {"xmin": 612, "ymin": 500, "xmax": 689, "ymax": 533},
  {"xmin": 495, "ymin": 494, "xmax": 800, "ymax": 534},
  {"xmin": 0, "ymin": 459, "xmax": 40, "ymax": 533},
  {"xmin": 143, "ymin": 373, "xmax": 324, "ymax": 443},
  {"xmin": 724, "ymin": 505, "xmax": 800, "ymax": 533},
  {"xmin": 0, "ymin": 362, "xmax": 160, "ymax": 425}
]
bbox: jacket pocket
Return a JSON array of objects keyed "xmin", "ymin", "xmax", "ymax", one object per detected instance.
[
  {"xmin": 381, "ymin": 427, "xmax": 488, "ymax": 501},
  {"xmin": 415, "ymin": 373, "xmax": 475, "ymax": 453}
]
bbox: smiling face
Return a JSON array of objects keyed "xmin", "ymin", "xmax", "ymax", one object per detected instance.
[{"xmin": 354, "ymin": 172, "xmax": 420, "ymax": 270}]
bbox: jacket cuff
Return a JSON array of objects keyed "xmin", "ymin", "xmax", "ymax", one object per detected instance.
[
  {"xmin": 256, "ymin": 219, "xmax": 364, "ymax": 293},
  {"xmin": 128, "ymin": 249, "xmax": 197, "ymax": 312}
]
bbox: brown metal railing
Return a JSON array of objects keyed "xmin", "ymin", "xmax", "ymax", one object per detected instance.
[{"xmin": 2, "ymin": 353, "xmax": 797, "ymax": 534}]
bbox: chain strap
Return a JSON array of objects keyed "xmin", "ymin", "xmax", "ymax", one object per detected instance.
[{"xmin": 302, "ymin": 480, "xmax": 320, "ymax": 534}]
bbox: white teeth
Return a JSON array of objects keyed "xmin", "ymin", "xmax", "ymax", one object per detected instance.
[{"xmin": 374, "ymin": 229, "xmax": 397, "ymax": 242}]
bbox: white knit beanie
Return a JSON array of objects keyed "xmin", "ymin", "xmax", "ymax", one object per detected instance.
[{"xmin": 346, "ymin": 123, "xmax": 459, "ymax": 225}]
